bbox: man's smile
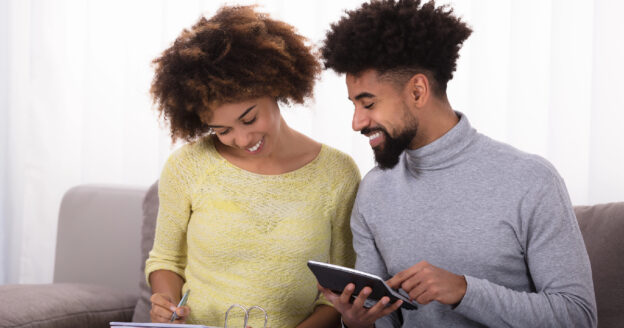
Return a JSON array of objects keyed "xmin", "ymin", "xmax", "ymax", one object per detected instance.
[{"xmin": 367, "ymin": 131, "xmax": 384, "ymax": 148}]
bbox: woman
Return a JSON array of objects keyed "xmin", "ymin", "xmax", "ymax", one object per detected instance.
[{"xmin": 145, "ymin": 5, "xmax": 360, "ymax": 328}]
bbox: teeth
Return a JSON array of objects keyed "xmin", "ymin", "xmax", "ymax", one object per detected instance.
[
  {"xmin": 247, "ymin": 139, "xmax": 262, "ymax": 152},
  {"xmin": 368, "ymin": 131, "xmax": 383, "ymax": 141}
]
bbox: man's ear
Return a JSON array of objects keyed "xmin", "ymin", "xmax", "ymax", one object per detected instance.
[{"xmin": 406, "ymin": 73, "xmax": 430, "ymax": 108}]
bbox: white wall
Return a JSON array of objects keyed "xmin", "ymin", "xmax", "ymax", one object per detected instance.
[
  {"xmin": 589, "ymin": 0, "xmax": 624, "ymax": 205},
  {"xmin": 0, "ymin": 0, "xmax": 10, "ymax": 284}
]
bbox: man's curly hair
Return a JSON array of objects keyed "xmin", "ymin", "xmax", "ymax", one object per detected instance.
[
  {"xmin": 151, "ymin": 5, "xmax": 321, "ymax": 142},
  {"xmin": 321, "ymin": 0, "xmax": 471, "ymax": 95}
]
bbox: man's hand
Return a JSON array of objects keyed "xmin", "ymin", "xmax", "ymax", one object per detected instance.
[
  {"xmin": 318, "ymin": 283, "xmax": 402, "ymax": 328},
  {"xmin": 149, "ymin": 293, "xmax": 191, "ymax": 323},
  {"xmin": 386, "ymin": 261, "xmax": 467, "ymax": 306}
]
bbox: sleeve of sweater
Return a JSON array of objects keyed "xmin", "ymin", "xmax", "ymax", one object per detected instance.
[
  {"xmin": 316, "ymin": 155, "xmax": 360, "ymax": 308},
  {"xmin": 329, "ymin": 157, "xmax": 360, "ymax": 268},
  {"xmin": 144, "ymin": 147, "xmax": 194, "ymax": 285},
  {"xmin": 454, "ymin": 172, "xmax": 597, "ymax": 327},
  {"xmin": 350, "ymin": 193, "xmax": 402, "ymax": 328}
]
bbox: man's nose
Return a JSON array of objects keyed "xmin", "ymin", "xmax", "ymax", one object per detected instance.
[{"xmin": 352, "ymin": 107, "xmax": 370, "ymax": 132}]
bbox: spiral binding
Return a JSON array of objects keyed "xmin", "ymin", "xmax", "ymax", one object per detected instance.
[{"xmin": 223, "ymin": 304, "xmax": 268, "ymax": 328}]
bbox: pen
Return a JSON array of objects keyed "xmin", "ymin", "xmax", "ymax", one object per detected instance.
[{"xmin": 170, "ymin": 289, "xmax": 191, "ymax": 322}]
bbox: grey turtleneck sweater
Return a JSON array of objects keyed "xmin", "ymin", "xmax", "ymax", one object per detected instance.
[{"xmin": 351, "ymin": 113, "xmax": 597, "ymax": 327}]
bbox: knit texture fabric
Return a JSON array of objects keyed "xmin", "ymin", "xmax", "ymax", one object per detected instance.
[
  {"xmin": 145, "ymin": 137, "xmax": 359, "ymax": 327},
  {"xmin": 353, "ymin": 113, "xmax": 596, "ymax": 327}
]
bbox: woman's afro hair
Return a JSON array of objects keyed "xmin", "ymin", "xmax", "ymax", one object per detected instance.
[
  {"xmin": 151, "ymin": 5, "xmax": 321, "ymax": 142},
  {"xmin": 321, "ymin": 0, "xmax": 472, "ymax": 94}
]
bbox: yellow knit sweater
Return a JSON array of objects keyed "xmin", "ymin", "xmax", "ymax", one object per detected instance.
[{"xmin": 145, "ymin": 137, "xmax": 360, "ymax": 327}]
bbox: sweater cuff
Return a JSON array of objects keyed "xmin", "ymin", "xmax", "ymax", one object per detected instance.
[
  {"xmin": 144, "ymin": 262, "xmax": 186, "ymax": 288},
  {"xmin": 453, "ymin": 275, "xmax": 485, "ymax": 319},
  {"xmin": 341, "ymin": 317, "xmax": 377, "ymax": 328}
]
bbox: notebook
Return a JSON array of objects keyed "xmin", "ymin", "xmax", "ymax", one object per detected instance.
[
  {"xmin": 110, "ymin": 323, "xmax": 216, "ymax": 328},
  {"xmin": 110, "ymin": 304, "xmax": 268, "ymax": 328}
]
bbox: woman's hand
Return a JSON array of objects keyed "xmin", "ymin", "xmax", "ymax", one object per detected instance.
[
  {"xmin": 148, "ymin": 270, "xmax": 188, "ymax": 323},
  {"xmin": 150, "ymin": 292, "xmax": 191, "ymax": 323}
]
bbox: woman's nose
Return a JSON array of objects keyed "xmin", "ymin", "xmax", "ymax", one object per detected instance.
[{"xmin": 234, "ymin": 131, "xmax": 253, "ymax": 149}]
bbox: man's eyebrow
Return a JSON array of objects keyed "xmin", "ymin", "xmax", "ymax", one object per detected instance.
[
  {"xmin": 238, "ymin": 105, "xmax": 256, "ymax": 120},
  {"xmin": 351, "ymin": 92, "xmax": 376, "ymax": 101}
]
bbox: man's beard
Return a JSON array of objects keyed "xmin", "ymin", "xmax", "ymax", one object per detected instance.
[{"xmin": 363, "ymin": 123, "xmax": 417, "ymax": 170}]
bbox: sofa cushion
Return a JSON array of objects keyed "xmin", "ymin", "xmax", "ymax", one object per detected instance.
[
  {"xmin": 0, "ymin": 283, "xmax": 136, "ymax": 328},
  {"xmin": 574, "ymin": 202, "xmax": 624, "ymax": 328},
  {"xmin": 132, "ymin": 180, "xmax": 159, "ymax": 322}
]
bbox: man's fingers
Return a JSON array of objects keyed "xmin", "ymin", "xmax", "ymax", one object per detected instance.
[
  {"xmin": 387, "ymin": 262, "xmax": 427, "ymax": 288},
  {"xmin": 365, "ymin": 296, "xmax": 390, "ymax": 314},
  {"xmin": 401, "ymin": 263, "xmax": 438, "ymax": 298},
  {"xmin": 407, "ymin": 272, "xmax": 432, "ymax": 300},
  {"xmin": 360, "ymin": 297, "xmax": 403, "ymax": 323},
  {"xmin": 386, "ymin": 272, "xmax": 405, "ymax": 288},
  {"xmin": 352, "ymin": 286, "xmax": 371, "ymax": 309},
  {"xmin": 380, "ymin": 299, "xmax": 403, "ymax": 316},
  {"xmin": 388, "ymin": 270, "xmax": 416, "ymax": 289},
  {"xmin": 416, "ymin": 290, "xmax": 434, "ymax": 305},
  {"xmin": 339, "ymin": 283, "xmax": 355, "ymax": 305}
]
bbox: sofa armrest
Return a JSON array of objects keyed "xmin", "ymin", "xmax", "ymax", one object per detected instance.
[
  {"xmin": 575, "ymin": 202, "xmax": 624, "ymax": 327},
  {"xmin": 54, "ymin": 185, "xmax": 146, "ymax": 293},
  {"xmin": 0, "ymin": 283, "xmax": 137, "ymax": 328}
]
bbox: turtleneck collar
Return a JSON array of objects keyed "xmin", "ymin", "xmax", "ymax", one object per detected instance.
[{"xmin": 404, "ymin": 112, "xmax": 477, "ymax": 172}]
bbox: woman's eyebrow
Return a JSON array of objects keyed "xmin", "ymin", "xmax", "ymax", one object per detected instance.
[
  {"xmin": 206, "ymin": 104, "xmax": 257, "ymax": 129},
  {"xmin": 238, "ymin": 105, "xmax": 257, "ymax": 120}
]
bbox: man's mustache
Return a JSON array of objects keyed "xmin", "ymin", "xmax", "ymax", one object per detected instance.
[{"xmin": 361, "ymin": 127, "xmax": 387, "ymax": 136}]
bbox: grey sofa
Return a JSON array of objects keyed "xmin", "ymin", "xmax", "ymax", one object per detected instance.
[
  {"xmin": 0, "ymin": 184, "xmax": 153, "ymax": 328},
  {"xmin": 0, "ymin": 182, "xmax": 622, "ymax": 327}
]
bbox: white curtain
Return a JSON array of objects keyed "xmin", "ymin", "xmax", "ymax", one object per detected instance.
[
  {"xmin": 1, "ymin": 0, "xmax": 9, "ymax": 285},
  {"xmin": 1, "ymin": 0, "xmax": 623, "ymax": 284}
]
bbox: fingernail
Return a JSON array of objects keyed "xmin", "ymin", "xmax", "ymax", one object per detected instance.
[{"xmin": 170, "ymin": 306, "xmax": 176, "ymax": 312}]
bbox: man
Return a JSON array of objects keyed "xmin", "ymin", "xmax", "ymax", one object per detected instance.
[{"xmin": 318, "ymin": 0, "xmax": 597, "ymax": 327}]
